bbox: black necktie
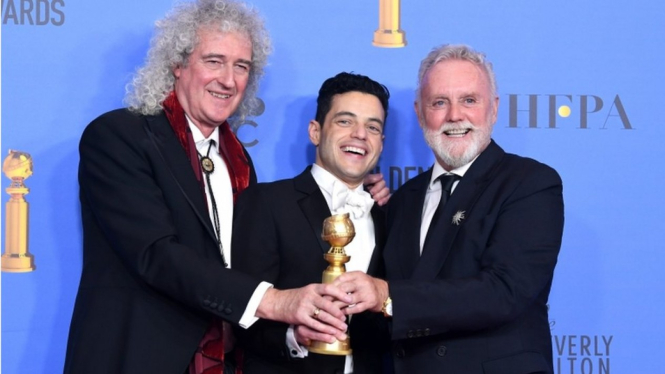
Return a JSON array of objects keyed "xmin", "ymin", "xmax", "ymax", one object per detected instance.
[{"xmin": 425, "ymin": 174, "xmax": 461, "ymax": 244}]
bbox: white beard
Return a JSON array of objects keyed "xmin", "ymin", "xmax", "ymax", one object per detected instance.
[{"xmin": 422, "ymin": 120, "xmax": 492, "ymax": 169}]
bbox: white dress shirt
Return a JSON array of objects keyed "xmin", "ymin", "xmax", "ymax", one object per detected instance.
[{"xmin": 187, "ymin": 118, "xmax": 271, "ymax": 331}]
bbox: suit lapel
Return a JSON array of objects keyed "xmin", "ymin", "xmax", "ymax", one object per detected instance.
[
  {"xmin": 413, "ymin": 141, "xmax": 506, "ymax": 281},
  {"xmin": 393, "ymin": 169, "xmax": 431, "ymax": 279},
  {"xmin": 366, "ymin": 205, "xmax": 386, "ymax": 277},
  {"xmin": 142, "ymin": 113, "xmax": 218, "ymax": 244},
  {"xmin": 294, "ymin": 168, "xmax": 332, "ymax": 253}
]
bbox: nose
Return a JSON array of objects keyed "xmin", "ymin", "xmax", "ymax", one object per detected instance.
[
  {"xmin": 446, "ymin": 102, "xmax": 463, "ymax": 123},
  {"xmin": 351, "ymin": 123, "xmax": 367, "ymax": 140},
  {"xmin": 216, "ymin": 64, "xmax": 236, "ymax": 89}
]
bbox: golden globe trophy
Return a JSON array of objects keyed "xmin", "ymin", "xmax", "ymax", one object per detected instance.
[
  {"xmin": 308, "ymin": 213, "xmax": 355, "ymax": 356},
  {"xmin": 2, "ymin": 150, "xmax": 36, "ymax": 272},
  {"xmin": 372, "ymin": 0, "xmax": 407, "ymax": 48}
]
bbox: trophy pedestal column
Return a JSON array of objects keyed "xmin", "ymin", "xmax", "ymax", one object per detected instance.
[{"xmin": 2, "ymin": 186, "xmax": 35, "ymax": 272}]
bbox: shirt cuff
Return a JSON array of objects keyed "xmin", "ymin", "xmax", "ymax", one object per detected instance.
[
  {"xmin": 286, "ymin": 325, "xmax": 309, "ymax": 358},
  {"xmin": 238, "ymin": 281, "xmax": 273, "ymax": 329}
]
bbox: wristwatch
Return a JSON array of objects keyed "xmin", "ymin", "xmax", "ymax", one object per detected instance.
[{"xmin": 381, "ymin": 296, "xmax": 393, "ymax": 317}]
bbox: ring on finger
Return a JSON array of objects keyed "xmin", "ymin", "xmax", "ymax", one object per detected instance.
[{"xmin": 312, "ymin": 307, "xmax": 321, "ymax": 319}]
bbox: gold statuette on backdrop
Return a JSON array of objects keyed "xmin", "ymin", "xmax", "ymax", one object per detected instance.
[
  {"xmin": 373, "ymin": 0, "xmax": 407, "ymax": 48},
  {"xmin": 308, "ymin": 213, "xmax": 355, "ymax": 356},
  {"xmin": 2, "ymin": 150, "xmax": 36, "ymax": 272}
]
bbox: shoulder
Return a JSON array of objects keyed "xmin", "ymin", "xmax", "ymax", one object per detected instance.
[
  {"xmin": 237, "ymin": 177, "xmax": 299, "ymax": 204},
  {"xmin": 500, "ymin": 152, "xmax": 562, "ymax": 185},
  {"xmin": 82, "ymin": 108, "xmax": 149, "ymax": 140},
  {"xmin": 392, "ymin": 168, "xmax": 430, "ymax": 199}
]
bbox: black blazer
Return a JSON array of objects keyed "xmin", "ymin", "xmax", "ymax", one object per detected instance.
[
  {"xmin": 384, "ymin": 141, "xmax": 564, "ymax": 374},
  {"xmin": 64, "ymin": 109, "xmax": 262, "ymax": 374},
  {"xmin": 232, "ymin": 168, "xmax": 391, "ymax": 374}
]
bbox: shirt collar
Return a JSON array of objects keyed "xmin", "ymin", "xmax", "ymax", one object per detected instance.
[
  {"xmin": 310, "ymin": 163, "xmax": 365, "ymax": 197},
  {"xmin": 186, "ymin": 116, "xmax": 219, "ymax": 147},
  {"xmin": 429, "ymin": 156, "xmax": 477, "ymax": 190}
]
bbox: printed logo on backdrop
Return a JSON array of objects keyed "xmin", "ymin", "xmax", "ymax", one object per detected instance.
[
  {"xmin": 550, "ymin": 309, "xmax": 613, "ymax": 374},
  {"xmin": 372, "ymin": 165, "xmax": 428, "ymax": 193},
  {"xmin": 372, "ymin": 0, "xmax": 407, "ymax": 48},
  {"xmin": 505, "ymin": 94, "xmax": 633, "ymax": 129},
  {"xmin": 2, "ymin": 0, "xmax": 65, "ymax": 25},
  {"xmin": 232, "ymin": 98, "xmax": 265, "ymax": 148}
]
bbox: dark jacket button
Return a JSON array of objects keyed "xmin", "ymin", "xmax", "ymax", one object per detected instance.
[
  {"xmin": 203, "ymin": 299, "xmax": 210, "ymax": 306},
  {"xmin": 424, "ymin": 328, "xmax": 430, "ymax": 336},
  {"xmin": 436, "ymin": 346, "xmax": 447, "ymax": 357},
  {"xmin": 396, "ymin": 348, "xmax": 405, "ymax": 358},
  {"xmin": 224, "ymin": 307, "xmax": 232, "ymax": 315},
  {"xmin": 210, "ymin": 302, "xmax": 218, "ymax": 309},
  {"xmin": 407, "ymin": 330, "xmax": 414, "ymax": 338},
  {"xmin": 416, "ymin": 329, "xmax": 423, "ymax": 337}
]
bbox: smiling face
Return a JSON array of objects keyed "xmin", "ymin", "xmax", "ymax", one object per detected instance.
[
  {"xmin": 309, "ymin": 91, "xmax": 385, "ymax": 188},
  {"xmin": 416, "ymin": 59, "xmax": 499, "ymax": 170},
  {"xmin": 174, "ymin": 29, "xmax": 252, "ymax": 137}
]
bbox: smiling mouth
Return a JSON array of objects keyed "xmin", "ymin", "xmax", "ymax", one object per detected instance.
[
  {"xmin": 342, "ymin": 146, "xmax": 366, "ymax": 156},
  {"xmin": 209, "ymin": 91, "xmax": 231, "ymax": 99},
  {"xmin": 444, "ymin": 128, "xmax": 471, "ymax": 137}
]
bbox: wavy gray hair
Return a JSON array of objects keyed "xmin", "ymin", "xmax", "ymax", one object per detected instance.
[
  {"xmin": 125, "ymin": 0, "xmax": 272, "ymax": 122},
  {"xmin": 415, "ymin": 44, "xmax": 497, "ymax": 114}
]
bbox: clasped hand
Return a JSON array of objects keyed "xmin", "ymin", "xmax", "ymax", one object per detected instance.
[{"xmin": 289, "ymin": 272, "xmax": 388, "ymax": 346}]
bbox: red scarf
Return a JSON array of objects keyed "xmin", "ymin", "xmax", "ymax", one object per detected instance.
[
  {"xmin": 162, "ymin": 91, "xmax": 247, "ymax": 373},
  {"xmin": 162, "ymin": 91, "xmax": 250, "ymax": 203}
]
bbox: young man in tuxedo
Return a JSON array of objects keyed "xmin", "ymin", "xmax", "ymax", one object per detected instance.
[{"xmin": 233, "ymin": 72, "xmax": 392, "ymax": 374}]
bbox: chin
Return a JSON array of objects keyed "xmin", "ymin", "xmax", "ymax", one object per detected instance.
[{"xmin": 427, "ymin": 134, "xmax": 487, "ymax": 169}]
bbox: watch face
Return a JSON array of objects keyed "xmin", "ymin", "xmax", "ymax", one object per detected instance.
[{"xmin": 382, "ymin": 297, "xmax": 393, "ymax": 317}]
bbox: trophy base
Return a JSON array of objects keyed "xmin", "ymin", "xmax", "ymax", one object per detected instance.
[
  {"xmin": 372, "ymin": 30, "xmax": 407, "ymax": 48},
  {"xmin": 1, "ymin": 253, "xmax": 36, "ymax": 272},
  {"xmin": 308, "ymin": 338, "xmax": 352, "ymax": 356}
]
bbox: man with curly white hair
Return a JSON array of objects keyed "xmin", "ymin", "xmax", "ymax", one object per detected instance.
[{"xmin": 64, "ymin": 1, "xmax": 388, "ymax": 373}]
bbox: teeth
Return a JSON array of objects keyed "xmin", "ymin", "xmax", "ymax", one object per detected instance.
[
  {"xmin": 342, "ymin": 146, "xmax": 366, "ymax": 155},
  {"xmin": 210, "ymin": 91, "xmax": 231, "ymax": 99},
  {"xmin": 444, "ymin": 129, "xmax": 469, "ymax": 136}
]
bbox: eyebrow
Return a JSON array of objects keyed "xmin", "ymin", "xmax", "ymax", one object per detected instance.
[
  {"xmin": 333, "ymin": 111, "xmax": 384, "ymax": 126},
  {"xmin": 431, "ymin": 91, "xmax": 481, "ymax": 98},
  {"xmin": 202, "ymin": 53, "xmax": 252, "ymax": 65}
]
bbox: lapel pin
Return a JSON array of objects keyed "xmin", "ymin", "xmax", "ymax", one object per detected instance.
[{"xmin": 452, "ymin": 210, "xmax": 466, "ymax": 226}]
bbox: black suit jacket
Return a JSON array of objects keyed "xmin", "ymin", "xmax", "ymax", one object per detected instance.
[
  {"xmin": 64, "ymin": 109, "xmax": 263, "ymax": 374},
  {"xmin": 232, "ymin": 168, "xmax": 391, "ymax": 374},
  {"xmin": 384, "ymin": 141, "xmax": 564, "ymax": 374}
]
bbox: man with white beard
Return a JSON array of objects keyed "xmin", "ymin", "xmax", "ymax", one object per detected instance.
[{"xmin": 333, "ymin": 44, "xmax": 564, "ymax": 374}]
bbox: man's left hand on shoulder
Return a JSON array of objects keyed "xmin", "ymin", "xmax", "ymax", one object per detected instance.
[{"xmin": 364, "ymin": 173, "xmax": 390, "ymax": 206}]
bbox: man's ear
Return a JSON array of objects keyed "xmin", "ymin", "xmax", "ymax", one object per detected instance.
[
  {"xmin": 491, "ymin": 96, "xmax": 499, "ymax": 124},
  {"xmin": 414, "ymin": 101, "xmax": 424, "ymax": 128},
  {"xmin": 308, "ymin": 120, "xmax": 321, "ymax": 146}
]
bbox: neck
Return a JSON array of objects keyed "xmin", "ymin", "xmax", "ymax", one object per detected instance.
[
  {"xmin": 189, "ymin": 117, "xmax": 217, "ymax": 138},
  {"xmin": 313, "ymin": 162, "xmax": 363, "ymax": 189}
]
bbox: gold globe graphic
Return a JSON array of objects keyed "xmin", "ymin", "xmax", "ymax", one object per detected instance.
[{"xmin": 3, "ymin": 151, "xmax": 33, "ymax": 182}]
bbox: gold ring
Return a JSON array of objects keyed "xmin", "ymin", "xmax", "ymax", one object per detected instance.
[{"xmin": 312, "ymin": 308, "xmax": 321, "ymax": 319}]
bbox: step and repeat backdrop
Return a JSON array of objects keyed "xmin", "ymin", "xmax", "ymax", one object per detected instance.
[{"xmin": 2, "ymin": 0, "xmax": 664, "ymax": 372}]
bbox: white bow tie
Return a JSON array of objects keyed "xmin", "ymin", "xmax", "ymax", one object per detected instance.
[{"xmin": 331, "ymin": 181, "xmax": 374, "ymax": 219}]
